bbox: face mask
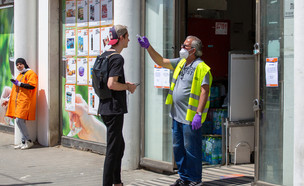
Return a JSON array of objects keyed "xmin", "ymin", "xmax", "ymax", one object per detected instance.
[
  {"xmin": 17, "ymin": 68, "xmax": 27, "ymax": 74},
  {"xmin": 179, "ymin": 48, "xmax": 194, "ymax": 59}
]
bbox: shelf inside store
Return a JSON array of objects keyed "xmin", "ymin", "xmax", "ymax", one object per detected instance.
[{"xmin": 202, "ymin": 134, "xmax": 222, "ymax": 137}]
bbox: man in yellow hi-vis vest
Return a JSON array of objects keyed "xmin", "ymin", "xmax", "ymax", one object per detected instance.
[{"xmin": 138, "ymin": 36, "xmax": 212, "ymax": 186}]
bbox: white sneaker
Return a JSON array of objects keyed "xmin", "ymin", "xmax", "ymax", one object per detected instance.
[
  {"xmin": 14, "ymin": 143, "xmax": 24, "ymax": 149},
  {"xmin": 21, "ymin": 141, "xmax": 34, "ymax": 150}
]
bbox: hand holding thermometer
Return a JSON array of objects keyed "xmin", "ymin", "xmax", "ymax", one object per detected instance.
[
  {"xmin": 136, "ymin": 34, "xmax": 144, "ymax": 42},
  {"xmin": 137, "ymin": 34, "xmax": 150, "ymax": 49}
]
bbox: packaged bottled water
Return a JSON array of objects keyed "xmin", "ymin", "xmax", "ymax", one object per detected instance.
[
  {"xmin": 213, "ymin": 109, "xmax": 222, "ymax": 135},
  {"xmin": 202, "ymin": 136, "xmax": 206, "ymax": 161},
  {"xmin": 211, "ymin": 137, "xmax": 218, "ymax": 165},
  {"xmin": 205, "ymin": 137, "xmax": 212, "ymax": 163},
  {"xmin": 217, "ymin": 137, "xmax": 222, "ymax": 164}
]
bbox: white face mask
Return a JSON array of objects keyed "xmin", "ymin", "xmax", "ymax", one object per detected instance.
[
  {"xmin": 17, "ymin": 68, "xmax": 27, "ymax": 74},
  {"xmin": 179, "ymin": 48, "xmax": 193, "ymax": 59}
]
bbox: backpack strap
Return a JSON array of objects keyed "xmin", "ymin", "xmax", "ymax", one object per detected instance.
[{"xmin": 106, "ymin": 52, "xmax": 119, "ymax": 59}]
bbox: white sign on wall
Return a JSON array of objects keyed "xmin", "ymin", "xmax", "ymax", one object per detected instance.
[
  {"xmin": 265, "ymin": 57, "xmax": 279, "ymax": 87},
  {"xmin": 215, "ymin": 22, "xmax": 228, "ymax": 35}
]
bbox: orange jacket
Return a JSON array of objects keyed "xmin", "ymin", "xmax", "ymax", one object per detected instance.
[{"xmin": 6, "ymin": 69, "xmax": 38, "ymax": 120}]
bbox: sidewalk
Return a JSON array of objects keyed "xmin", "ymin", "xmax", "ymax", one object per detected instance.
[
  {"xmin": 0, "ymin": 132, "xmax": 164, "ymax": 185},
  {"xmin": 0, "ymin": 132, "xmax": 254, "ymax": 185}
]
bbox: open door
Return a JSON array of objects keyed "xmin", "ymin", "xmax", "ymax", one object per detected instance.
[{"xmin": 254, "ymin": 0, "xmax": 287, "ymax": 185}]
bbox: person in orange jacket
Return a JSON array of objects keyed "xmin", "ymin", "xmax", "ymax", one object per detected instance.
[{"xmin": 1, "ymin": 58, "xmax": 38, "ymax": 150}]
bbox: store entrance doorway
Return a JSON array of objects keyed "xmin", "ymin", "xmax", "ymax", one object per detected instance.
[{"xmin": 183, "ymin": 0, "xmax": 256, "ymax": 171}]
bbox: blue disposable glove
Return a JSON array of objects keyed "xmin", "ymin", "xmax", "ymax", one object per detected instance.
[
  {"xmin": 192, "ymin": 114, "xmax": 202, "ymax": 130},
  {"xmin": 10, "ymin": 79, "xmax": 21, "ymax": 86},
  {"xmin": 137, "ymin": 36, "xmax": 150, "ymax": 49}
]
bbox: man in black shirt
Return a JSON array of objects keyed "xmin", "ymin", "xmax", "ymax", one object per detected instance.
[{"xmin": 100, "ymin": 25, "xmax": 137, "ymax": 186}]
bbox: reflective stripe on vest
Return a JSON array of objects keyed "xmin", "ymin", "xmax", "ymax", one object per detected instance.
[
  {"xmin": 166, "ymin": 59, "xmax": 212, "ymax": 123},
  {"xmin": 165, "ymin": 58, "xmax": 186, "ymax": 105}
]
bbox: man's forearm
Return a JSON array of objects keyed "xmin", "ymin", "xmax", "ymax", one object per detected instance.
[
  {"xmin": 197, "ymin": 85, "xmax": 209, "ymax": 113},
  {"xmin": 147, "ymin": 46, "xmax": 164, "ymax": 66},
  {"xmin": 108, "ymin": 81, "xmax": 129, "ymax": 91},
  {"xmin": 147, "ymin": 46, "xmax": 173, "ymax": 70}
]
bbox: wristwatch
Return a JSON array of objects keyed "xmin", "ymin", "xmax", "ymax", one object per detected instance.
[{"xmin": 196, "ymin": 112, "xmax": 202, "ymax": 116}]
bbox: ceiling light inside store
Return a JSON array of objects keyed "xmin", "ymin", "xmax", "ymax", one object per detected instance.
[{"xmin": 197, "ymin": 8, "xmax": 205, "ymax": 11}]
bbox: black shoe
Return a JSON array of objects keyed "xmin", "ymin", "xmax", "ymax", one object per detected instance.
[
  {"xmin": 170, "ymin": 178, "xmax": 187, "ymax": 186},
  {"xmin": 187, "ymin": 181, "xmax": 203, "ymax": 186}
]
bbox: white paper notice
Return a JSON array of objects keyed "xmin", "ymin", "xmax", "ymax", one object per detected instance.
[
  {"xmin": 77, "ymin": 58, "xmax": 88, "ymax": 85},
  {"xmin": 66, "ymin": 29, "xmax": 76, "ymax": 56},
  {"xmin": 89, "ymin": 0, "xmax": 101, "ymax": 27},
  {"xmin": 88, "ymin": 86, "xmax": 100, "ymax": 115},
  {"xmin": 66, "ymin": 0, "xmax": 76, "ymax": 27},
  {"xmin": 154, "ymin": 65, "xmax": 170, "ymax": 89},
  {"xmin": 89, "ymin": 28, "xmax": 101, "ymax": 56},
  {"xmin": 100, "ymin": 27, "xmax": 111, "ymax": 53},
  {"xmin": 215, "ymin": 22, "xmax": 228, "ymax": 35},
  {"xmin": 100, "ymin": 0, "xmax": 113, "ymax": 26},
  {"xmin": 265, "ymin": 57, "xmax": 279, "ymax": 87},
  {"xmin": 77, "ymin": 0, "xmax": 88, "ymax": 27},
  {"xmin": 88, "ymin": 58, "xmax": 96, "ymax": 85},
  {"xmin": 78, "ymin": 29, "xmax": 89, "ymax": 56},
  {"xmin": 65, "ymin": 84, "xmax": 76, "ymax": 111},
  {"xmin": 66, "ymin": 58, "xmax": 77, "ymax": 84}
]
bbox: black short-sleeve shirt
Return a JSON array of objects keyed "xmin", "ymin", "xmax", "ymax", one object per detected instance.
[{"xmin": 98, "ymin": 51, "xmax": 127, "ymax": 115}]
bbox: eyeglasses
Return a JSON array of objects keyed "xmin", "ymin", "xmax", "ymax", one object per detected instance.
[{"xmin": 181, "ymin": 44, "xmax": 193, "ymax": 49}]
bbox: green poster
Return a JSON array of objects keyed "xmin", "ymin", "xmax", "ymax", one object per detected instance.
[{"xmin": 0, "ymin": 7, "xmax": 14, "ymax": 126}]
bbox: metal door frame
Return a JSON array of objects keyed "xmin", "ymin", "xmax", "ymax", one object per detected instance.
[
  {"xmin": 139, "ymin": 0, "xmax": 181, "ymax": 173},
  {"xmin": 254, "ymin": 0, "xmax": 261, "ymax": 183},
  {"xmin": 254, "ymin": 0, "xmax": 285, "ymax": 184}
]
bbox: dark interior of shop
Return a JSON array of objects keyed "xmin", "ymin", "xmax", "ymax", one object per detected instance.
[{"xmin": 186, "ymin": 0, "xmax": 256, "ymax": 165}]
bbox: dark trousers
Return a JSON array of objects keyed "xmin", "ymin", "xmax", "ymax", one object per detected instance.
[{"xmin": 101, "ymin": 114, "xmax": 125, "ymax": 186}]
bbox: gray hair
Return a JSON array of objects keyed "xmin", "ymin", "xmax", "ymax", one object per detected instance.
[{"xmin": 186, "ymin": 36, "xmax": 203, "ymax": 57}]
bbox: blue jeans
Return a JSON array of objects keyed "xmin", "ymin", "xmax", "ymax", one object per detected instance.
[
  {"xmin": 16, "ymin": 118, "xmax": 30, "ymax": 142},
  {"xmin": 172, "ymin": 119, "xmax": 202, "ymax": 182}
]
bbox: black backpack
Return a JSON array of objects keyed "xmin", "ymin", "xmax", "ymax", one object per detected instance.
[{"xmin": 92, "ymin": 53, "xmax": 118, "ymax": 100}]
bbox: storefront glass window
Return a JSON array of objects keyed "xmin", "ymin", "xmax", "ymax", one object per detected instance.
[
  {"xmin": 0, "ymin": 6, "xmax": 14, "ymax": 126},
  {"xmin": 60, "ymin": 0, "xmax": 114, "ymax": 144},
  {"xmin": 282, "ymin": 0, "xmax": 294, "ymax": 185},
  {"xmin": 144, "ymin": 0, "xmax": 174, "ymax": 162}
]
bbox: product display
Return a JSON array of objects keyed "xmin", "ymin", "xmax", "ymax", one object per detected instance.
[
  {"xmin": 76, "ymin": 58, "xmax": 88, "ymax": 85},
  {"xmin": 90, "ymin": 5, "xmax": 95, "ymax": 21},
  {"xmin": 62, "ymin": 0, "xmax": 113, "ymax": 142},
  {"xmin": 77, "ymin": 0, "xmax": 88, "ymax": 27},
  {"xmin": 203, "ymin": 137, "xmax": 222, "ymax": 165},
  {"xmin": 78, "ymin": 6, "xmax": 84, "ymax": 20},
  {"xmin": 66, "ymin": 92, "xmax": 72, "ymax": 104},
  {"xmin": 66, "ymin": 0, "xmax": 76, "ymax": 27},
  {"xmin": 66, "ymin": 29, "xmax": 76, "ymax": 56},
  {"xmin": 77, "ymin": 29, "xmax": 88, "ymax": 56},
  {"xmin": 88, "ymin": 86, "xmax": 99, "ymax": 115},
  {"xmin": 102, "ymin": 4, "xmax": 107, "ymax": 18},
  {"xmin": 79, "ymin": 66, "xmax": 84, "ymax": 77},
  {"xmin": 65, "ymin": 85, "xmax": 76, "ymax": 112}
]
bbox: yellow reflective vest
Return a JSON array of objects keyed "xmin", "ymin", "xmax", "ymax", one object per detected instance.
[{"xmin": 165, "ymin": 58, "xmax": 212, "ymax": 123}]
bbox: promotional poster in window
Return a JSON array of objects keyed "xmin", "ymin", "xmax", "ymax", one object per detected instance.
[
  {"xmin": 62, "ymin": 0, "xmax": 113, "ymax": 144},
  {"xmin": 0, "ymin": 7, "xmax": 14, "ymax": 126}
]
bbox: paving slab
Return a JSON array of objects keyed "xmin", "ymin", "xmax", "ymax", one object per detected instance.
[{"xmin": 0, "ymin": 132, "xmax": 255, "ymax": 186}]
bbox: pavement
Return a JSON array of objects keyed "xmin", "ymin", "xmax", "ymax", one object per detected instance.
[{"xmin": 0, "ymin": 131, "xmax": 255, "ymax": 186}]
